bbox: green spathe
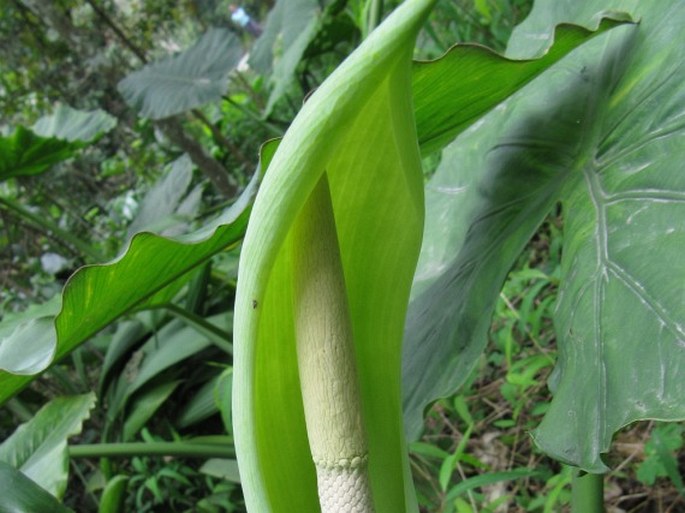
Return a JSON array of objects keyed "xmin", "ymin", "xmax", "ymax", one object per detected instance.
[{"xmin": 232, "ymin": 0, "xmax": 436, "ymax": 511}]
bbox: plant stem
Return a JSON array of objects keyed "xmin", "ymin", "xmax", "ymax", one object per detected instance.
[
  {"xmin": 164, "ymin": 302, "xmax": 233, "ymax": 353},
  {"xmin": 190, "ymin": 108, "xmax": 251, "ymax": 168},
  {"xmin": 366, "ymin": 0, "xmax": 384, "ymax": 36},
  {"xmin": 69, "ymin": 441, "xmax": 234, "ymax": 459},
  {"xmin": 156, "ymin": 118, "xmax": 237, "ymax": 198},
  {"xmin": 571, "ymin": 471, "xmax": 604, "ymax": 513}
]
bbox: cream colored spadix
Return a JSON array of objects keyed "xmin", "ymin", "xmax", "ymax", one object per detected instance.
[
  {"xmin": 233, "ymin": 1, "xmax": 436, "ymax": 512},
  {"xmin": 293, "ymin": 174, "xmax": 374, "ymax": 512}
]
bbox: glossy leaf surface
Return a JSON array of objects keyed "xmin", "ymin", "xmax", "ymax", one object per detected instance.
[
  {"xmin": 0, "ymin": 174, "xmax": 256, "ymax": 404},
  {"xmin": 0, "ymin": 393, "xmax": 95, "ymax": 498},
  {"xmin": 413, "ymin": 15, "xmax": 632, "ymax": 154}
]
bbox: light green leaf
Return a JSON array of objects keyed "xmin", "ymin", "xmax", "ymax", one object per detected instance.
[
  {"xmin": 525, "ymin": 0, "xmax": 685, "ymax": 473},
  {"xmin": 413, "ymin": 14, "xmax": 633, "ymax": 154},
  {"xmin": 118, "ymin": 28, "xmax": 243, "ymax": 119},
  {"xmin": 405, "ymin": 12, "xmax": 637, "ymax": 442},
  {"xmin": 32, "ymin": 104, "xmax": 117, "ymax": 143},
  {"xmin": 125, "ymin": 154, "xmax": 200, "ymax": 238},
  {"xmin": 233, "ymin": 1, "xmax": 435, "ymax": 511},
  {"xmin": 0, "ymin": 461, "xmax": 74, "ymax": 513},
  {"xmin": 0, "ymin": 299, "xmax": 61, "ymax": 375},
  {"xmin": 404, "ymin": 0, "xmax": 685, "ymax": 473},
  {"xmin": 0, "ymin": 171, "xmax": 257, "ymax": 405},
  {"xmin": 200, "ymin": 458, "xmax": 241, "ymax": 483},
  {"xmin": 0, "ymin": 393, "xmax": 96, "ymax": 498}
]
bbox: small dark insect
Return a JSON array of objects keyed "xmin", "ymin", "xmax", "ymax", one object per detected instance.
[{"xmin": 252, "ymin": 299, "xmax": 258, "ymax": 309}]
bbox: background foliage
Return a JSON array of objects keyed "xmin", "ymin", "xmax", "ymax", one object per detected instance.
[{"xmin": 0, "ymin": 0, "xmax": 682, "ymax": 512}]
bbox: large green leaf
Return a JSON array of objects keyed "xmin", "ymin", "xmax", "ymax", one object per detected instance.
[
  {"xmin": 404, "ymin": 0, "xmax": 685, "ymax": 472},
  {"xmin": 0, "ymin": 107, "xmax": 115, "ymax": 180},
  {"xmin": 0, "ymin": 461, "xmax": 74, "ymax": 513},
  {"xmin": 0, "ymin": 299, "xmax": 61, "ymax": 375},
  {"xmin": 0, "ymin": 170, "xmax": 259, "ymax": 405},
  {"xmin": 233, "ymin": 1, "xmax": 435, "ymax": 511},
  {"xmin": 413, "ymin": 15, "xmax": 632, "ymax": 154},
  {"xmin": 117, "ymin": 28, "xmax": 243, "ymax": 119},
  {"xmin": 0, "ymin": 393, "xmax": 95, "ymax": 498}
]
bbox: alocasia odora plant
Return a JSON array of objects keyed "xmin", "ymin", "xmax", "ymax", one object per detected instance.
[
  {"xmin": 231, "ymin": 0, "xmax": 637, "ymax": 511},
  {"xmin": 232, "ymin": 1, "xmax": 437, "ymax": 510},
  {"xmin": 0, "ymin": 0, "xmax": 653, "ymax": 510}
]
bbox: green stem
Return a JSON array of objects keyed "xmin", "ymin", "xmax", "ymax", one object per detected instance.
[
  {"xmin": 571, "ymin": 471, "xmax": 604, "ymax": 513},
  {"xmin": 223, "ymin": 95, "xmax": 285, "ymax": 137},
  {"xmin": 69, "ymin": 440, "xmax": 234, "ymax": 459},
  {"xmin": 164, "ymin": 303, "xmax": 233, "ymax": 353},
  {"xmin": 366, "ymin": 0, "xmax": 384, "ymax": 36}
]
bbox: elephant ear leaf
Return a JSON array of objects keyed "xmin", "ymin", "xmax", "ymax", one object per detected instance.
[
  {"xmin": 232, "ymin": 1, "xmax": 435, "ymax": 511},
  {"xmin": 515, "ymin": 0, "xmax": 685, "ymax": 473},
  {"xmin": 118, "ymin": 28, "xmax": 243, "ymax": 119},
  {"xmin": 404, "ymin": 0, "xmax": 685, "ymax": 474}
]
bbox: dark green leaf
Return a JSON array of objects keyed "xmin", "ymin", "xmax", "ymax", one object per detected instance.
[
  {"xmin": 98, "ymin": 475, "xmax": 129, "ymax": 513},
  {"xmin": 405, "ymin": 0, "xmax": 685, "ymax": 472},
  {"xmin": 0, "ymin": 127, "xmax": 78, "ymax": 179},
  {"xmin": 176, "ymin": 373, "xmax": 222, "ymax": 428},
  {"xmin": 0, "ymin": 106, "xmax": 116, "ymax": 179},
  {"xmin": 123, "ymin": 381, "xmax": 181, "ymax": 441},
  {"xmin": 0, "ymin": 461, "xmax": 74, "ymax": 513},
  {"xmin": 444, "ymin": 468, "xmax": 545, "ymax": 503}
]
